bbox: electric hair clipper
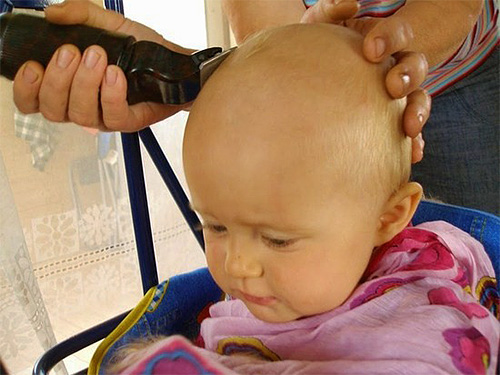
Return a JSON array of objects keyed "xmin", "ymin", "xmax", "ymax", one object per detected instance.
[{"xmin": 0, "ymin": 13, "xmax": 234, "ymax": 104}]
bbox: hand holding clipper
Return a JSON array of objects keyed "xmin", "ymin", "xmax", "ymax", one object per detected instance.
[{"xmin": 0, "ymin": 13, "xmax": 231, "ymax": 105}]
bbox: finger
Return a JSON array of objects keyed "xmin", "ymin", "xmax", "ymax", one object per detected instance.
[
  {"xmin": 45, "ymin": 0, "xmax": 126, "ymax": 31},
  {"xmin": 344, "ymin": 17, "xmax": 378, "ymax": 37},
  {"xmin": 301, "ymin": 0, "xmax": 359, "ymax": 24},
  {"xmin": 117, "ymin": 102, "xmax": 186, "ymax": 132},
  {"xmin": 101, "ymin": 65, "xmax": 184, "ymax": 132},
  {"xmin": 38, "ymin": 44, "xmax": 81, "ymax": 122},
  {"xmin": 100, "ymin": 65, "xmax": 130, "ymax": 131},
  {"xmin": 13, "ymin": 61, "xmax": 44, "ymax": 114},
  {"xmin": 385, "ymin": 51, "xmax": 428, "ymax": 98},
  {"xmin": 362, "ymin": 17, "xmax": 414, "ymax": 62},
  {"xmin": 411, "ymin": 133, "xmax": 425, "ymax": 164},
  {"xmin": 67, "ymin": 45, "xmax": 108, "ymax": 129},
  {"xmin": 120, "ymin": 103, "xmax": 185, "ymax": 132},
  {"xmin": 403, "ymin": 89, "xmax": 431, "ymax": 138}
]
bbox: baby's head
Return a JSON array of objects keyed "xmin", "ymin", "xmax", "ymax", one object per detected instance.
[{"xmin": 183, "ymin": 23, "xmax": 422, "ymax": 323}]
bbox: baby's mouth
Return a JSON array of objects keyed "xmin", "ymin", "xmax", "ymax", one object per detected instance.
[{"xmin": 239, "ymin": 291, "xmax": 277, "ymax": 306}]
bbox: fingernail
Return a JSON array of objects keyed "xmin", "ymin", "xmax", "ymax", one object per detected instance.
[
  {"xmin": 84, "ymin": 49, "xmax": 101, "ymax": 69},
  {"xmin": 374, "ymin": 37, "xmax": 385, "ymax": 58},
  {"xmin": 400, "ymin": 73, "xmax": 410, "ymax": 94},
  {"xmin": 105, "ymin": 66, "xmax": 118, "ymax": 86},
  {"xmin": 57, "ymin": 48, "xmax": 75, "ymax": 69},
  {"xmin": 418, "ymin": 113, "xmax": 424, "ymax": 124},
  {"xmin": 23, "ymin": 65, "xmax": 38, "ymax": 84}
]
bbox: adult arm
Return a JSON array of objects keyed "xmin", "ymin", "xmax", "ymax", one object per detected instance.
[
  {"xmin": 222, "ymin": 0, "xmax": 306, "ymax": 43},
  {"xmin": 352, "ymin": 0, "xmax": 484, "ymax": 68}
]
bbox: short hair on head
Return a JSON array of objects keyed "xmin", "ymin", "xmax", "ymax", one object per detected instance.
[{"xmin": 198, "ymin": 23, "xmax": 412, "ymax": 207}]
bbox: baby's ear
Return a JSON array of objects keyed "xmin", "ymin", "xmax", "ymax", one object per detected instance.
[{"xmin": 374, "ymin": 182, "xmax": 423, "ymax": 246}]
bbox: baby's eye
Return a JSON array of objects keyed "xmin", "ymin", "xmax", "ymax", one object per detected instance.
[
  {"xmin": 203, "ymin": 223, "xmax": 227, "ymax": 234},
  {"xmin": 262, "ymin": 236, "xmax": 296, "ymax": 249}
]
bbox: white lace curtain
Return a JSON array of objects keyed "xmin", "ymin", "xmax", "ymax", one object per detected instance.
[{"xmin": 0, "ymin": 1, "xmax": 228, "ymax": 373}]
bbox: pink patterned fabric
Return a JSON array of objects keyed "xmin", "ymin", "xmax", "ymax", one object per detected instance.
[{"xmin": 123, "ymin": 221, "xmax": 499, "ymax": 374}]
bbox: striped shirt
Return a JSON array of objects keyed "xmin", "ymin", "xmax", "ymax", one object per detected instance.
[{"xmin": 304, "ymin": 0, "xmax": 498, "ymax": 96}]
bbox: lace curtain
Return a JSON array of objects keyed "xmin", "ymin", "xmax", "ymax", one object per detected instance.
[{"xmin": 0, "ymin": 1, "xmax": 213, "ymax": 373}]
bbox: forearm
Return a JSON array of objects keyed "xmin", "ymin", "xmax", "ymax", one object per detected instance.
[
  {"xmin": 117, "ymin": 18, "xmax": 196, "ymax": 55},
  {"xmin": 222, "ymin": 0, "xmax": 306, "ymax": 43},
  {"xmin": 394, "ymin": 0, "xmax": 483, "ymax": 67}
]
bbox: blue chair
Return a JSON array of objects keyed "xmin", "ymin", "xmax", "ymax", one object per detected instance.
[{"xmin": 413, "ymin": 200, "xmax": 499, "ymax": 280}]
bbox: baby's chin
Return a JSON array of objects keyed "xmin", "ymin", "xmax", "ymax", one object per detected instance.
[
  {"xmin": 244, "ymin": 302, "xmax": 305, "ymax": 324},
  {"xmin": 245, "ymin": 299, "xmax": 345, "ymax": 324}
]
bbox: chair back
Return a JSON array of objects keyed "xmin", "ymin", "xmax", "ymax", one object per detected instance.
[{"xmin": 413, "ymin": 200, "xmax": 499, "ymax": 281}]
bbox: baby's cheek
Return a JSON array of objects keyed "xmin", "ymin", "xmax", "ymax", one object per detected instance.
[
  {"xmin": 204, "ymin": 241, "xmax": 227, "ymax": 285},
  {"xmin": 267, "ymin": 259, "xmax": 304, "ymax": 293},
  {"xmin": 205, "ymin": 243, "xmax": 220, "ymax": 269}
]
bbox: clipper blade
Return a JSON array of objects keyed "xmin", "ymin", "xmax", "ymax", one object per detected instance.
[{"xmin": 199, "ymin": 47, "xmax": 236, "ymax": 87}]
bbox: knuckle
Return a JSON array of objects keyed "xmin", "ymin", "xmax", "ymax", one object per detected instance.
[
  {"xmin": 103, "ymin": 119, "xmax": 124, "ymax": 132},
  {"xmin": 100, "ymin": 93, "xmax": 119, "ymax": 107},
  {"xmin": 421, "ymin": 89, "xmax": 431, "ymax": 104},
  {"xmin": 15, "ymin": 103, "xmax": 38, "ymax": 115},
  {"xmin": 43, "ymin": 74, "xmax": 69, "ymax": 94},
  {"xmin": 418, "ymin": 53, "xmax": 429, "ymax": 71},
  {"xmin": 387, "ymin": 19, "xmax": 413, "ymax": 49},
  {"xmin": 40, "ymin": 107, "xmax": 65, "ymax": 123},
  {"xmin": 102, "ymin": 107, "xmax": 131, "ymax": 131},
  {"xmin": 402, "ymin": 22, "xmax": 414, "ymax": 39},
  {"xmin": 68, "ymin": 109, "xmax": 94, "ymax": 128}
]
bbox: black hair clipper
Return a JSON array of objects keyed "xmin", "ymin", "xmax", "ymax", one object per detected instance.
[{"xmin": 0, "ymin": 13, "xmax": 234, "ymax": 104}]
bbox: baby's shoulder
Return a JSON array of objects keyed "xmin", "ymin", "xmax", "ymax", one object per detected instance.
[
  {"xmin": 358, "ymin": 221, "xmax": 498, "ymax": 319},
  {"xmin": 368, "ymin": 221, "xmax": 489, "ymax": 275}
]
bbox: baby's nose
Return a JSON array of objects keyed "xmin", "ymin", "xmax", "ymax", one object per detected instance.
[{"xmin": 225, "ymin": 240, "xmax": 263, "ymax": 279}]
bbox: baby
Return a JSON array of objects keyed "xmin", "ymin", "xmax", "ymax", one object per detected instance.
[{"xmin": 108, "ymin": 23, "xmax": 499, "ymax": 374}]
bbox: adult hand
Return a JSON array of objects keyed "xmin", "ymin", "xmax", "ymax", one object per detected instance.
[
  {"xmin": 300, "ymin": 0, "xmax": 359, "ymax": 24},
  {"xmin": 13, "ymin": 0, "xmax": 191, "ymax": 132},
  {"xmin": 301, "ymin": 0, "xmax": 431, "ymax": 163},
  {"xmin": 346, "ymin": 16, "xmax": 431, "ymax": 163}
]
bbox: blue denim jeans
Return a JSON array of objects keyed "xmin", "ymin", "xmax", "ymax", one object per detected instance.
[{"xmin": 412, "ymin": 47, "xmax": 499, "ymax": 215}]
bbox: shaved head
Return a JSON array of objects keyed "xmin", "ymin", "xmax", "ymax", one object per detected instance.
[{"xmin": 185, "ymin": 23, "xmax": 410, "ymax": 210}]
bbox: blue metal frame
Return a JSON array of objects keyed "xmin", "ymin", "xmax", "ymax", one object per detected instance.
[
  {"xmin": 120, "ymin": 132, "xmax": 159, "ymax": 293},
  {"xmin": 103, "ymin": 0, "xmax": 123, "ymax": 15},
  {"xmin": 32, "ymin": 311, "xmax": 130, "ymax": 375},
  {"xmin": 0, "ymin": 0, "xmax": 47, "ymax": 12},
  {"xmin": 121, "ymin": 128, "xmax": 205, "ymax": 294},
  {"xmin": 139, "ymin": 127, "xmax": 204, "ymax": 249},
  {"xmin": 0, "ymin": 0, "xmax": 11, "ymax": 12}
]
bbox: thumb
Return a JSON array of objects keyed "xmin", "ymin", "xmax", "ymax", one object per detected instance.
[
  {"xmin": 301, "ymin": 0, "xmax": 359, "ymax": 24},
  {"xmin": 45, "ymin": 0, "xmax": 126, "ymax": 31}
]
